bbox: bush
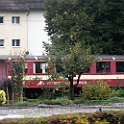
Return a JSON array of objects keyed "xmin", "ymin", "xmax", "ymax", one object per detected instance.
[
  {"xmin": 52, "ymin": 97, "xmax": 73, "ymax": 105},
  {"xmin": 108, "ymin": 96, "xmax": 124, "ymax": 103},
  {"xmin": 40, "ymin": 87, "xmax": 69, "ymax": 99},
  {"xmin": 117, "ymin": 89, "xmax": 124, "ymax": 97},
  {"xmin": 82, "ymin": 80, "xmax": 115, "ymax": 100}
]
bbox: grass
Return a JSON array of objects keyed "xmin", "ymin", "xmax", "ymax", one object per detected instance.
[
  {"xmin": 4, "ymin": 96, "xmax": 124, "ymax": 107},
  {"xmin": 1, "ymin": 97, "xmax": 124, "ymax": 124}
]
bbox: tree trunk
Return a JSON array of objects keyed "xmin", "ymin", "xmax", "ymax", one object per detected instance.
[
  {"xmin": 69, "ymin": 79, "xmax": 75, "ymax": 100},
  {"xmin": 20, "ymin": 87, "xmax": 23, "ymax": 102},
  {"xmin": 74, "ymin": 73, "xmax": 81, "ymax": 88},
  {"xmin": 6, "ymin": 86, "xmax": 9, "ymax": 103}
]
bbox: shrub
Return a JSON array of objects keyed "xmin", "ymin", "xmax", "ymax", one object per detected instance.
[
  {"xmin": 90, "ymin": 111, "xmax": 121, "ymax": 124},
  {"xmin": 82, "ymin": 80, "xmax": 115, "ymax": 100},
  {"xmin": 52, "ymin": 97, "xmax": 73, "ymax": 105},
  {"xmin": 117, "ymin": 89, "xmax": 124, "ymax": 97},
  {"xmin": 108, "ymin": 96, "xmax": 124, "ymax": 103}
]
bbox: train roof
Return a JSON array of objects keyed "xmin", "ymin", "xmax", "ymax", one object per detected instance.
[
  {"xmin": 0, "ymin": 55, "xmax": 124, "ymax": 61},
  {"xmin": 97, "ymin": 55, "xmax": 124, "ymax": 60},
  {"xmin": 0, "ymin": 55, "xmax": 46, "ymax": 60}
]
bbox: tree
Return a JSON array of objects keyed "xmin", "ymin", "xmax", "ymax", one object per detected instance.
[
  {"xmin": 44, "ymin": 0, "xmax": 99, "ymax": 53},
  {"xmin": 9, "ymin": 51, "xmax": 29, "ymax": 102},
  {"xmin": 45, "ymin": 0, "xmax": 124, "ymax": 55},
  {"xmin": 45, "ymin": 42, "xmax": 95, "ymax": 100},
  {"xmin": 81, "ymin": 0, "xmax": 124, "ymax": 54},
  {"xmin": 44, "ymin": 0, "xmax": 97, "ymax": 100}
]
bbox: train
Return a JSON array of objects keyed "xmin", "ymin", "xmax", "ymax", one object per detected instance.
[{"xmin": 0, "ymin": 55, "xmax": 124, "ymax": 98}]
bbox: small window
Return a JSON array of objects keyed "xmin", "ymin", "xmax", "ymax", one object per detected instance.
[
  {"xmin": 96, "ymin": 62, "xmax": 110, "ymax": 73},
  {"xmin": 12, "ymin": 39, "xmax": 20, "ymax": 46},
  {"xmin": 116, "ymin": 62, "xmax": 124, "ymax": 72},
  {"xmin": 12, "ymin": 16, "xmax": 20, "ymax": 24},
  {"xmin": 0, "ymin": 16, "xmax": 4, "ymax": 23},
  {"xmin": 34, "ymin": 62, "xmax": 48, "ymax": 74},
  {"xmin": 0, "ymin": 39, "xmax": 4, "ymax": 46}
]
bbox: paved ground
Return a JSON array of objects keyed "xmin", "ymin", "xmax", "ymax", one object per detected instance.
[{"xmin": 0, "ymin": 103, "xmax": 124, "ymax": 120}]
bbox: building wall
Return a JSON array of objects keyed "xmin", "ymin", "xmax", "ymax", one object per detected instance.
[
  {"xmin": 27, "ymin": 11, "xmax": 49, "ymax": 55},
  {"xmin": 0, "ymin": 12, "xmax": 28, "ymax": 55},
  {"xmin": 0, "ymin": 11, "xmax": 49, "ymax": 56}
]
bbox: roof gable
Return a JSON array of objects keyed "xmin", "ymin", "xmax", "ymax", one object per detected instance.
[{"xmin": 0, "ymin": 0, "xmax": 44, "ymax": 11}]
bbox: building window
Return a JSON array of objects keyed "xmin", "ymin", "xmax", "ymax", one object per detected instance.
[
  {"xmin": 96, "ymin": 62, "xmax": 110, "ymax": 73},
  {"xmin": 12, "ymin": 16, "xmax": 20, "ymax": 24},
  {"xmin": 0, "ymin": 39, "xmax": 4, "ymax": 46},
  {"xmin": 12, "ymin": 39, "xmax": 20, "ymax": 47},
  {"xmin": 116, "ymin": 62, "xmax": 124, "ymax": 72},
  {"xmin": 34, "ymin": 62, "xmax": 48, "ymax": 74},
  {"xmin": 0, "ymin": 16, "xmax": 4, "ymax": 23}
]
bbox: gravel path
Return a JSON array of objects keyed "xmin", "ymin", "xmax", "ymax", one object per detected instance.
[{"xmin": 0, "ymin": 103, "xmax": 124, "ymax": 120}]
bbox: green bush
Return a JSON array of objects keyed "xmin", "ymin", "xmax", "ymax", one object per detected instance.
[
  {"xmin": 52, "ymin": 97, "xmax": 73, "ymax": 105},
  {"xmin": 108, "ymin": 96, "xmax": 124, "ymax": 103},
  {"xmin": 82, "ymin": 80, "xmax": 115, "ymax": 100},
  {"xmin": 117, "ymin": 89, "xmax": 124, "ymax": 97},
  {"xmin": 40, "ymin": 87, "xmax": 69, "ymax": 99}
]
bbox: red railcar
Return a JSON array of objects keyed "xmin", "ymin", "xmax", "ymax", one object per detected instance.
[
  {"xmin": 2, "ymin": 55, "xmax": 124, "ymax": 98},
  {"xmin": 6, "ymin": 55, "xmax": 124, "ymax": 88}
]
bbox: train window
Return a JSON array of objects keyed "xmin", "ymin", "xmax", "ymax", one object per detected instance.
[
  {"xmin": 116, "ymin": 62, "xmax": 124, "ymax": 72},
  {"xmin": 34, "ymin": 62, "xmax": 48, "ymax": 74},
  {"xmin": 96, "ymin": 62, "xmax": 110, "ymax": 73}
]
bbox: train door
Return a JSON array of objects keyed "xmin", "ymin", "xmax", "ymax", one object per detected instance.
[{"xmin": 0, "ymin": 60, "xmax": 7, "ymax": 87}]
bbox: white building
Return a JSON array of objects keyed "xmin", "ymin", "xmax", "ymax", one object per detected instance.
[{"xmin": 0, "ymin": 0, "xmax": 49, "ymax": 56}]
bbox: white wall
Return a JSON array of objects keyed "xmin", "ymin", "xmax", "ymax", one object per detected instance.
[
  {"xmin": 0, "ymin": 11, "xmax": 49, "ymax": 56},
  {"xmin": 27, "ymin": 11, "xmax": 49, "ymax": 55},
  {"xmin": 0, "ymin": 12, "xmax": 28, "ymax": 55}
]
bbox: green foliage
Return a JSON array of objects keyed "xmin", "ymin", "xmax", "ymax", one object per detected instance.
[
  {"xmin": 82, "ymin": 80, "xmax": 116, "ymax": 100},
  {"xmin": 14, "ymin": 101, "xmax": 29, "ymax": 106},
  {"xmin": 7, "ymin": 95, "xmax": 124, "ymax": 107},
  {"xmin": 45, "ymin": 0, "xmax": 124, "ymax": 55},
  {"xmin": 46, "ymin": 42, "xmax": 96, "ymax": 100},
  {"xmin": 23, "ymin": 97, "xmax": 28, "ymax": 101},
  {"xmin": 9, "ymin": 51, "xmax": 28, "ymax": 102},
  {"xmin": 42, "ymin": 97, "xmax": 73, "ymax": 105},
  {"xmin": 40, "ymin": 86, "xmax": 69, "ymax": 99},
  {"xmin": 45, "ymin": 0, "xmax": 93, "ymax": 48},
  {"xmin": 80, "ymin": 0, "xmax": 124, "ymax": 54},
  {"xmin": 108, "ymin": 97, "xmax": 124, "ymax": 103},
  {"xmin": 52, "ymin": 97, "xmax": 73, "ymax": 105},
  {"xmin": 117, "ymin": 89, "xmax": 124, "ymax": 97},
  {"xmin": 44, "ymin": 0, "xmax": 96, "ymax": 78},
  {"xmin": 2, "ymin": 111, "xmax": 124, "ymax": 124},
  {"xmin": 44, "ymin": 0, "xmax": 98, "ymax": 100},
  {"xmin": 89, "ymin": 111, "xmax": 124, "ymax": 124}
]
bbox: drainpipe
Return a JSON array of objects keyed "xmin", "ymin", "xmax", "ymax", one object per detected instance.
[{"xmin": 26, "ymin": 4, "xmax": 30, "ymax": 54}]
